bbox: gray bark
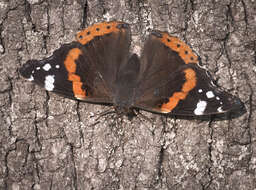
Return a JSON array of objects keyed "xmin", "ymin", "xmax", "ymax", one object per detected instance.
[{"xmin": 0, "ymin": 0, "xmax": 255, "ymax": 189}]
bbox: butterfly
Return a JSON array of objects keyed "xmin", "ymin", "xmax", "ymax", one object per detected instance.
[{"xmin": 19, "ymin": 21, "xmax": 244, "ymax": 117}]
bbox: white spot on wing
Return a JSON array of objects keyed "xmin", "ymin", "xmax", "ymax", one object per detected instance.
[
  {"xmin": 217, "ymin": 107, "xmax": 223, "ymax": 112},
  {"xmin": 194, "ymin": 100, "xmax": 207, "ymax": 115},
  {"xmin": 206, "ymin": 91, "xmax": 215, "ymax": 98},
  {"xmin": 28, "ymin": 75, "xmax": 34, "ymax": 81},
  {"xmin": 44, "ymin": 75, "xmax": 55, "ymax": 91},
  {"xmin": 198, "ymin": 89, "xmax": 203, "ymax": 93},
  {"xmin": 210, "ymin": 80, "xmax": 216, "ymax": 86},
  {"xmin": 216, "ymin": 96, "xmax": 220, "ymax": 100},
  {"xmin": 43, "ymin": 63, "xmax": 51, "ymax": 71},
  {"xmin": 36, "ymin": 67, "xmax": 40, "ymax": 70},
  {"xmin": 55, "ymin": 65, "xmax": 60, "ymax": 69}
]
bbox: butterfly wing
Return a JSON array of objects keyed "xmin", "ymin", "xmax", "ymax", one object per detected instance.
[
  {"xmin": 20, "ymin": 21, "xmax": 131, "ymax": 104},
  {"xmin": 135, "ymin": 31, "xmax": 243, "ymax": 116}
]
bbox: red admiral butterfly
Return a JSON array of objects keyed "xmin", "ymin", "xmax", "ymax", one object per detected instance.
[{"xmin": 20, "ymin": 21, "xmax": 244, "ymax": 117}]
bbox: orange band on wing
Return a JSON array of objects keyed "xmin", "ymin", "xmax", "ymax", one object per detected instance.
[
  {"xmin": 161, "ymin": 68, "xmax": 196, "ymax": 113},
  {"xmin": 64, "ymin": 48, "xmax": 87, "ymax": 99},
  {"xmin": 72, "ymin": 82, "xmax": 86, "ymax": 99},
  {"xmin": 68, "ymin": 74, "xmax": 80, "ymax": 82},
  {"xmin": 64, "ymin": 48, "xmax": 82, "ymax": 73},
  {"xmin": 76, "ymin": 21, "xmax": 124, "ymax": 45},
  {"xmin": 158, "ymin": 32, "xmax": 199, "ymax": 64}
]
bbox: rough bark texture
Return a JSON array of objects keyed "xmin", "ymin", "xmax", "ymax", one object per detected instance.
[{"xmin": 0, "ymin": 0, "xmax": 255, "ymax": 189}]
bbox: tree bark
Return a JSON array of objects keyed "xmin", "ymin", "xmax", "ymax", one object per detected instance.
[{"xmin": 0, "ymin": 0, "xmax": 255, "ymax": 189}]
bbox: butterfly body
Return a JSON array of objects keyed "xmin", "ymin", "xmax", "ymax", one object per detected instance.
[
  {"xmin": 20, "ymin": 21, "xmax": 244, "ymax": 117},
  {"xmin": 113, "ymin": 53, "xmax": 140, "ymax": 114}
]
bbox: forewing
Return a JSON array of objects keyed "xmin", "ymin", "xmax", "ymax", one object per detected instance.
[{"xmin": 20, "ymin": 21, "xmax": 131, "ymax": 104}]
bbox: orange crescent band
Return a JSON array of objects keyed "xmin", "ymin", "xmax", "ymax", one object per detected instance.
[
  {"xmin": 161, "ymin": 68, "xmax": 197, "ymax": 112},
  {"xmin": 64, "ymin": 48, "xmax": 87, "ymax": 98}
]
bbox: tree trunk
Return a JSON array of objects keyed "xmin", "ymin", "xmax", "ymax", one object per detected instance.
[{"xmin": 0, "ymin": 0, "xmax": 255, "ymax": 189}]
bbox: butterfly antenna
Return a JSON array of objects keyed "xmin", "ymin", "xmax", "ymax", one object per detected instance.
[
  {"xmin": 88, "ymin": 107, "xmax": 117, "ymax": 127},
  {"xmin": 94, "ymin": 107, "xmax": 116, "ymax": 121},
  {"xmin": 135, "ymin": 110, "xmax": 154, "ymax": 125}
]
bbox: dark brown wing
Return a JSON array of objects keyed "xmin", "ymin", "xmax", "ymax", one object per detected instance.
[
  {"xmin": 20, "ymin": 21, "xmax": 131, "ymax": 104},
  {"xmin": 134, "ymin": 31, "xmax": 243, "ymax": 115}
]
